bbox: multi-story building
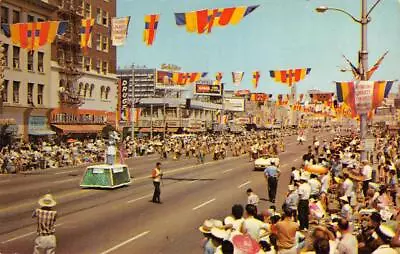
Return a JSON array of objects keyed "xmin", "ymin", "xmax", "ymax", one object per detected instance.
[
  {"xmin": 47, "ymin": 0, "xmax": 117, "ymax": 137},
  {"xmin": 0, "ymin": 0, "xmax": 58, "ymax": 141}
]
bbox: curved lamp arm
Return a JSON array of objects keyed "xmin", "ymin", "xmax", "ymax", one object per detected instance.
[{"xmin": 316, "ymin": 6, "xmax": 361, "ymax": 24}]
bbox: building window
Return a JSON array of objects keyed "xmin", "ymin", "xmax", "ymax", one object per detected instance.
[
  {"xmin": 12, "ymin": 46, "xmax": 20, "ymax": 69},
  {"xmin": 102, "ymin": 61, "xmax": 107, "ymax": 74},
  {"xmin": 27, "ymin": 82, "xmax": 34, "ymax": 104},
  {"xmin": 37, "ymin": 84, "xmax": 44, "ymax": 105},
  {"xmin": 84, "ymin": 83, "xmax": 89, "ymax": 97},
  {"xmin": 102, "ymin": 36, "xmax": 108, "ymax": 52},
  {"xmin": 2, "ymin": 80, "xmax": 8, "ymax": 102},
  {"xmin": 12, "ymin": 81, "xmax": 20, "ymax": 103},
  {"xmin": 27, "ymin": 52, "xmax": 34, "ymax": 71},
  {"xmin": 84, "ymin": 2, "xmax": 91, "ymax": 18},
  {"xmin": 100, "ymin": 85, "xmax": 105, "ymax": 99},
  {"xmin": 78, "ymin": 82, "xmax": 83, "ymax": 96},
  {"xmin": 96, "ymin": 8, "xmax": 102, "ymax": 24},
  {"xmin": 38, "ymin": 52, "xmax": 44, "ymax": 72},
  {"xmin": 90, "ymin": 84, "xmax": 94, "ymax": 97},
  {"xmin": 37, "ymin": 17, "xmax": 45, "ymax": 22},
  {"xmin": 3, "ymin": 44, "xmax": 8, "ymax": 67},
  {"xmin": 105, "ymin": 86, "xmax": 110, "ymax": 100},
  {"xmin": 95, "ymin": 59, "xmax": 101, "ymax": 73},
  {"xmin": 1, "ymin": 6, "xmax": 9, "ymax": 24},
  {"xmin": 102, "ymin": 11, "xmax": 108, "ymax": 26},
  {"xmin": 96, "ymin": 33, "xmax": 101, "ymax": 51},
  {"xmin": 84, "ymin": 56, "xmax": 90, "ymax": 71},
  {"xmin": 27, "ymin": 14, "xmax": 34, "ymax": 23},
  {"xmin": 12, "ymin": 10, "xmax": 20, "ymax": 24}
]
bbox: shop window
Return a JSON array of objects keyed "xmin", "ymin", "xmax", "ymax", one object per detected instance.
[
  {"xmin": 102, "ymin": 36, "xmax": 108, "ymax": 52},
  {"xmin": 1, "ymin": 6, "xmax": 9, "ymax": 24},
  {"xmin": 2, "ymin": 80, "xmax": 8, "ymax": 102},
  {"xmin": 12, "ymin": 10, "xmax": 20, "ymax": 24},
  {"xmin": 100, "ymin": 85, "xmax": 105, "ymax": 99},
  {"xmin": 37, "ymin": 84, "xmax": 44, "ymax": 105},
  {"xmin": 96, "ymin": 33, "xmax": 101, "ymax": 51},
  {"xmin": 27, "ymin": 14, "xmax": 34, "ymax": 23},
  {"xmin": 2, "ymin": 43, "xmax": 8, "ymax": 67},
  {"xmin": 27, "ymin": 52, "xmax": 34, "ymax": 71},
  {"xmin": 78, "ymin": 82, "xmax": 83, "ymax": 96},
  {"xmin": 38, "ymin": 52, "xmax": 44, "ymax": 72},
  {"xmin": 84, "ymin": 83, "xmax": 89, "ymax": 97},
  {"xmin": 102, "ymin": 11, "xmax": 108, "ymax": 26},
  {"xmin": 12, "ymin": 81, "xmax": 20, "ymax": 103},
  {"xmin": 27, "ymin": 82, "xmax": 34, "ymax": 104},
  {"xmin": 96, "ymin": 8, "xmax": 102, "ymax": 24},
  {"xmin": 105, "ymin": 86, "xmax": 110, "ymax": 100},
  {"xmin": 90, "ymin": 84, "xmax": 94, "ymax": 97},
  {"xmin": 12, "ymin": 46, "xmax": 20, "ymax": 69}
]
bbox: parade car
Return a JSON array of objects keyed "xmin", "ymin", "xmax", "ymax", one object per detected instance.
[{"xmin": 254, "ymin": 155, "xmax": 280, "ymax": 171}]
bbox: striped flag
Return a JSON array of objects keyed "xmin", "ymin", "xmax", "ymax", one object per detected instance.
[
  {"xmin": 143, "ymin": 14, "xmax": 160, "ymax": 46},
  {"xmin": 269, "ymin": 68, "xmax": 311, "ymax": 87},
  {"xmin": 80, "ymin": 18, "xmax": 94, "ymax": 53},
  {"xmin": 252, "ymin": 71, "xmax": 260, "ymax": 89},
  {"xmin": 216, "ymin": 72, "xmax": 223, "ymax": 83},
  {"xmin": 1, "ymin": 21, "xmax": 68, "ymax": 51},
  {"xmin": 367, "ymin": 51, "xmax": 388, "ymax": 80},
  {"xmin": 175, "ymin": 5, "xmax": 259, "ymax": 34}
]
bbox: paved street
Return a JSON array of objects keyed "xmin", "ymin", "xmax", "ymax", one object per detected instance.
[{"xmin": 0, "ymin": 133, "xmax": 326, "ymax": 254}]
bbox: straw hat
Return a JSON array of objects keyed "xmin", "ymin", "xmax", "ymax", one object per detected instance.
[
  {"xmin": 288, "ymin": 185, "xmax": 295, "ymax": 191},
  {"xmin": 211, "ymin": 228, "xmax": 228, "ymax": 240},
  {"xmin": 339, "ymin": 196, "xmax": 349, "ymax": 203},
  {"xmin": 38, "ymin": 194, "xmax": 57, "ymax": 207},
  {"xmin": 198, "ymin": 219, "xmax": 223, "ymax": 234}
]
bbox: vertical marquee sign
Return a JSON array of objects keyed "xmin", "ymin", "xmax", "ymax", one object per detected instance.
[{"xmin": 119, "ymin": 76, "xmax": 132, "ymax": 123}]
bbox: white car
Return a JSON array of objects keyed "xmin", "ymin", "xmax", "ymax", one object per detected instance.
[{"xmin": 254, "ymin": 155, "xmax": 280, "ymax": 171}]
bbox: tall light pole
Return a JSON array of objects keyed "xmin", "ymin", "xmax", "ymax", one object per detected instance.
[{"xmin": 316, "ymin": 0, "xmax": 382, "ymax": 161}]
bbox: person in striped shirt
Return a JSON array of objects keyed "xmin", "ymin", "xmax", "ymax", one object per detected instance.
[{"xmin": 32, "ymin": 194, "xmax": 57, "ymax": 254}]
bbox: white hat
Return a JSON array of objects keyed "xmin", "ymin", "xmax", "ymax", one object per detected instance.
[
  {"xmin": 288, "ymin": 185, "xmax": 295, "ymax": 191},
  {"xmin": 377, "ymin": 224, "xmax": 396, "ymax": 240},
  {"xmin": 300, "ymin": 175, "xmax": 308, "ymax": 181},
  {"xmin": 211, "ymin": 228, "xmax": 228, "ymax": 240},
  {"xmin": 339, "ymin": 196, "xmax": 349, "ymax": 203},
  {"xmin": 38, "ymin": 194, "xmax": 57, "ymax": 207},
  {"xmin": 199, "ymin": 220, "xmax": 213, "ymax": 233}
]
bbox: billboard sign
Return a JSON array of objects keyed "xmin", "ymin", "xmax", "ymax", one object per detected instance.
[
  {"xmin": 224, "ymin": 98, "xmax": 245, "ymax": 112},
  {"xmin": 234, "ymin": 90, "xmax": 250, "ymax": 96},
  {"xmin": 156, "ymin": 70, "xmax": 172, "ymax": 85},
  {"xmin": 250, "ymin": 93, "xmax": 269, "ymax": 102},
  {"xmin": 194, "ymin": 81, "xmax": 223, "ymax": 96}
]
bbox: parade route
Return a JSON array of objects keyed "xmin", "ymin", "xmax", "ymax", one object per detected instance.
[{"xmin": 0, "ymin": 133, "xmax": 327, "ymax": 254}]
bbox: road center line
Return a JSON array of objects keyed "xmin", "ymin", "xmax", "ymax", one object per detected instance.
[
  {"xmin": 192, "ymin": 198, "xmax": 216, "ymax": 211},
  {"xmin": 2, "ymin": 223, "xmax": 64, "ymax": 244},
  {"xmin": 55, "ymin": 170, "xmax": 77, "ymax": 175},
  {"xmin": 127, "ymin": 194, "xmax": 152, "ymax": 204},
  {"xmin": 100, "ymin": 231, "xmax": 150, "ymax": 254},
  {"xmin": 223, "ymin": 169, "xmax": 233, "ymax": 174},
  {"xmin": 53, "ymin": 178, "xmax": 78, "ymax": 184},
  {"xmin": 0, "ymin": 179, "xmax": 11, "ymax": 183},
  {"xmin": 238, "ymin": 181, "xmax": 251, "ymax": 189}
]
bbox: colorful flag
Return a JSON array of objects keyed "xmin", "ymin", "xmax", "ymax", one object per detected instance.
[
  {"xmin": 367, "ymin": 51, "xmax": 388, "ymax": 80},
  {"xmin": 342, "ymin": 54, "xmax": 360, "ymax": 80},
  {"xmin": 232, "ymin": 71, "xmax": 244, "ymax": 86},
  {"xmin": 111, "ymin": 16, "xmax": 130, "ymax": 46},
  {"xmin": 276, "ymin": 94, "xmax": 283, "ymax": 106},
  {"xmin": 216, "ymin": 72, "xmax": 223, "ymax": 83},
  {"xmin": 1, "ymin": 21, "xmax": 68, "ymax": 51},
  {"xmin": 80, "ymin": 18, "xmax": 94, "ymax": 53},
  {"xmin": 143, "ymin": 14, "xmax": 160, "ymax": 46},
  {"xmin": 269, "ymin": 68, "xmax": 311, "ymax": 87},
  {"xmin": 252, "ymin": 71, "xmax": 260, "ymax": 89},
  {"xmin": 175, "ymin": 5, "xmax": 259, "ymax": 34}
]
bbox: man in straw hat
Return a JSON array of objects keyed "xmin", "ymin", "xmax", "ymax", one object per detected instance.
[{"xmin": 32, "ymin": 194, "xmax": 57, "ymax": 254}]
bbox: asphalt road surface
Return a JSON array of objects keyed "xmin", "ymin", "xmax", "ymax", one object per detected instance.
[{"xmin": 0, "ymin": 131, "xmax": 331, "ymax": 254}]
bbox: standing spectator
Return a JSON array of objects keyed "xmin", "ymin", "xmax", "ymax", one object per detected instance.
[
  {"xmin": 272, "ymin": 208, "xmax": 299, "ymax": 254},
  {"xmin": 298, "ymin": 176, "xmax": 311, "ymax": 231},
  {"xmin": 342, "ymin": 173, "xmax": 354, "ymax": 200},
  {"xmin": 246, "ymin": 188, "xmax": 260, "ymax": 207},
  {"xmin": 151, "ymin": 162, "xmax": 162, "ymax": 204},
  {"xmin": 361, "ymin": 160, "xmax": 373, "ymax": 197},
  {"xmin": 264, "ymin": 161, "xmax": 280, "ymax": 203},
  {"xmin": 284, "ymin": 185, "xmax": 299, "ymax": 220},
  {"xmin": 241, "ymin": 204, "xmax": 269, "ymax": 241},
  {"xmin": 32, "ymin": 194, "xmax": 57, "ymax": 254},
  {"xmin": 309, "ymin": 174, "xmax": 321, "ymax": 199},
  {"xmin": 336, "ymin": 218, "xmax": 358, "ymax": 254}
]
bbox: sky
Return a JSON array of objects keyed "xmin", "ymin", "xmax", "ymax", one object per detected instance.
[{"xmin": 116, "ymin": 0, "xmax": 400, "ymax": 96}]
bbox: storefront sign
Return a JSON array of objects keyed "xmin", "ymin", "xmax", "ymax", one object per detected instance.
[
  {"xmin": 156, "ymin": 71, "xmax": 172, "ymax": 85},
  {"xmin": 28, "ymin": 116, "xmax": 48, "ymax": 131},
  {"xmin": 51, "ymin": 109, "xmax": 107, "ymax": 124},
  {"xmin": 0, "ymin": 118, "xmax": 16, "ymax": 125},
  {"xmin": 224, "ymin": 98, "xmax": 245, "ymax": 112},
  {"xmin": 194, "ymin": 81, "xmax": 223, "ymax": 96},
  {"xmin": 355, "ymin": 81, "xmax": 374, "ymax": 114},
  {"xmin": 119, "ymin": 76, "xmax": 132, "ymax": 123}
]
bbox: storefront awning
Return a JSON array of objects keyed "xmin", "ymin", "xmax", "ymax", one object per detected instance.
[
  {"xmin": 53, "ymin": 124, "xmax": 104, "ymax": 134},
  {"xmin": 29, "ymin": 129, "xmax": 56, "ymax": 136},
  {"xmin": 139, "ymin": 128, "xmax": 165, "ymax": 133}
]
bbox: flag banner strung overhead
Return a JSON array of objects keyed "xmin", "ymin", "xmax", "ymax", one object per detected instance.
[
  {"xmin": 1, "ymin": 21, "xmax": 68, "ymax": 51},
  {"xmin": 252, "ymin": 71, "xmax": 260, "ymax": 89},
  {"xmin": 342, "ymin": 55, "xmax": 360, "ymax": 80},
  {"xmin": 174, "ymin": 5, "xmax": 259, "ymax": 34},
  {"xmin": 336, "ymin": 80, "xmax": 393, "ymax": 116},
  {"xmin": 111, "ymin": 16, "xmax": 130, "ymax": 46},
  {"xmin": 172, "ymin": 72, "xmax": 207, "ymax": 85},
  {"xmin": 367, "ymin": 50, "xmax": 388, "ymax": 80},
  {"xmin": 143, "ymin": 14, "xmax": 160, "ymax": 46},
  {"xmin": 80, "ymin": 18, "xmax": 94, "ymax": 53},
  {"xmin": 216, "ymin": 72, "xmax": 223, "ymax": 83},
  {"xmin": 232, "ymin": 71, "xmax": 244, "ymax": 86},
  {"xmin": 269, "ymin": 68, "xmax": 311, "ymax": 87}
]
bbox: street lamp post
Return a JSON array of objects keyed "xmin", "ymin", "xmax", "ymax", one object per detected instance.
[{"xmin": 316, "ymin": 0, "xmax": 382, "ymax": 161}]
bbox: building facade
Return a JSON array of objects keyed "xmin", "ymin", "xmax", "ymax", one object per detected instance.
[{"xmin": 0, "ymin": 0, "xmax": 58, "ymax": 141}]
